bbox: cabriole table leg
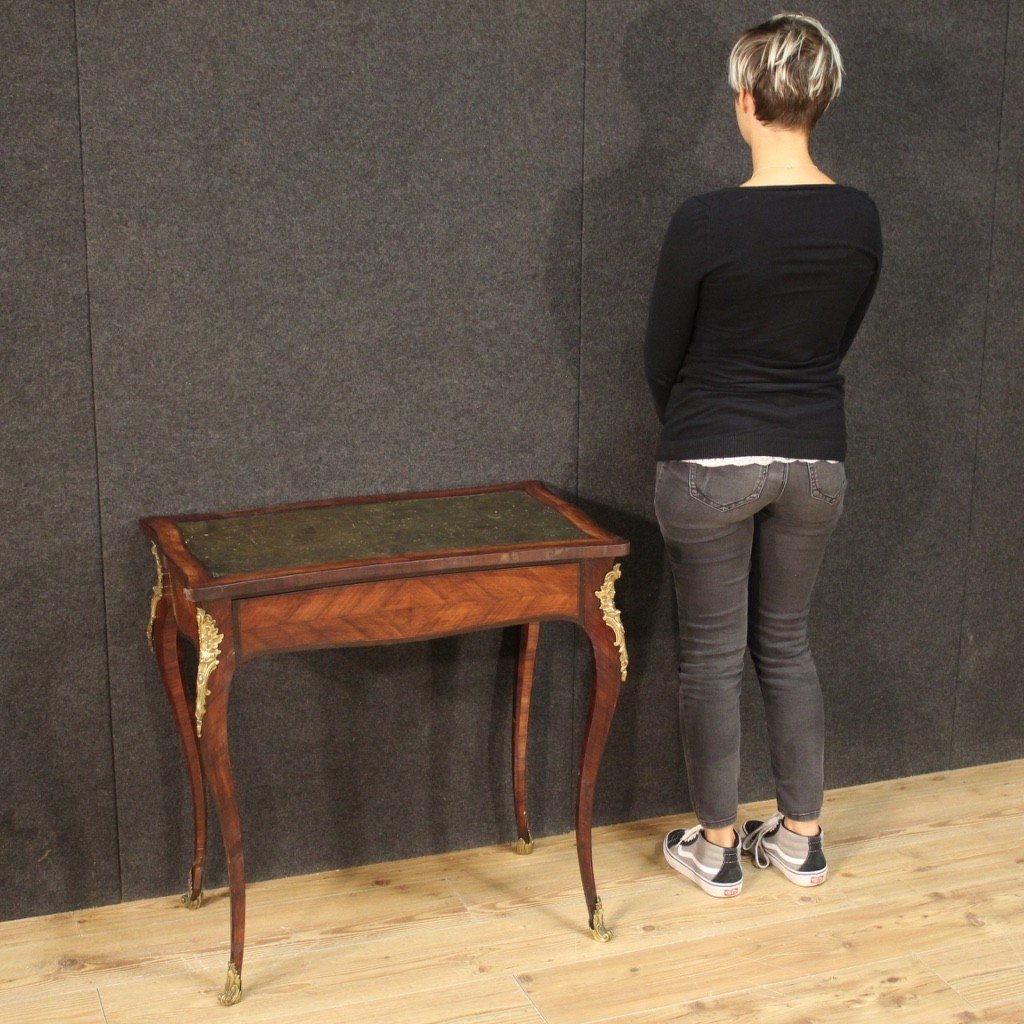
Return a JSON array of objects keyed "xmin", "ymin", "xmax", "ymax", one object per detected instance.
[
  {"xmin": 193, "ymin": 602, "xmax": 245, "ymax": 1006},
  {"xmin": 512, "ymin": 620, "xmax": 540, "ymax": 854},
  {"xmin": 149, "ymin": 545, "xmax": 208, "ymax": 910},
  {"xmin": 576, "ymin": 560, "xmax": 628, "ymax": 941}
]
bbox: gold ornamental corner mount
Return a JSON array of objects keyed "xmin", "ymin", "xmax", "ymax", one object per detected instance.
[
  {"xmin": 194, "ymin": 607, "xmax": 224, "ymax": 738},
  {"xmin": 146, "ymin": 542, "xmax": 167, "ymax": 651},
  {"xmin": 594, "ymin": 563, "xmax": 628, "ymax": 683}
]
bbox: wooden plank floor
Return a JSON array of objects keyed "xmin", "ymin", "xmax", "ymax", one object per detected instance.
[{"xmin": 1, "ymin": 760, "xmax": 1021, "ymax": 1023}]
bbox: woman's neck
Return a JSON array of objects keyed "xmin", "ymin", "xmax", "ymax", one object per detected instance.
[{"xmin": 744, "ymin": 131, "xmax": 830, "ymax": 185}]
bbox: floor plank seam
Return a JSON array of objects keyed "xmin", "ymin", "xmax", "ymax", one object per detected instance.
[
  {"xmin": 443, "ymin": 875, "xmax": 674, "ymax": 919},
  {"xmin": 1002, "ymin": 926, "xmax": 1024, "ymax": 962},
  {"xmin": 441, "ymin": 873, "xmax": 475, "ymax": 918},
  {"xmin": 909, "ymin": 949, "xmax": 980, "ymax": 1013},
  {"xmin": 214, "ymin": 972, "xmax": 537, "ymax": 1019},
  {"xmin": 96, "ymin": 987, "xmax": 109, "ymax": 1024},
  {"xmin": 0, "ymin": 987, "xmax": 102, "ymax": 1011},
  {"xmin": 743, "ymin": 945, "xmax": 985, "ymax": 1007},
  {"xmin": 179, "ymin": 921, "xmax": 452, "ymax": 969},
  {"xmin": 587, "ymin": 979, "xmax": 781, "ymax": 1024},
  {"xmin": 593, "ymin": 892, "xmax": 872, "ymax": 952},
  {"xmin": 512, "ymin": 971, "xmax": 551, "ymax": 1023}
]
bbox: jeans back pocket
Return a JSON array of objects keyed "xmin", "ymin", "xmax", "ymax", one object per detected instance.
[
  {"xmin": 687, "ymin": 463, "xmax": 769, "ymax": 511},
  {"xmin": 807, "ymin": 461, "xmax": 847, "ymax": 504}
]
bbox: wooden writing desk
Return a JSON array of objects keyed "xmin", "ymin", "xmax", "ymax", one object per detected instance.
[{"xmin": 140, "ymin": 479, "xmax": 629, "ymax": 1005}]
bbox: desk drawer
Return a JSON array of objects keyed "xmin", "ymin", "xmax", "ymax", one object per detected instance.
[{"xmin": 237, "ymin": 562, "xmax": 580, "ymax": 655}]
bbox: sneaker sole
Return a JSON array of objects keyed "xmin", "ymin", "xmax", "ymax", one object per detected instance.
[
  {"xmin": 750, "ymin": 846, "xmax": 828, "ymax": 887},
  {"xmin": 662, "ymin": 837, "xmax": 743, "ymax": 898}
]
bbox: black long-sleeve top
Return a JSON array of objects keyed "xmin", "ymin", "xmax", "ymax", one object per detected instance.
[{"xmin": 643, "ymin": 184, "xmax": 883, "ymax": 461}]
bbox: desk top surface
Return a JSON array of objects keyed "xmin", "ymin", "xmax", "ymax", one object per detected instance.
[{"xmin": 141, "ymin": 481, "xmax": 628, "ymax": 599}]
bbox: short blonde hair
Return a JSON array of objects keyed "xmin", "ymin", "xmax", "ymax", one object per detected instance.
[{"xmin": 728, "ymin": 12, "xmax": 844, "ymax": 132}]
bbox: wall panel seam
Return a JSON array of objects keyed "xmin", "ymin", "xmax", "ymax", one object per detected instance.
[
  {"xmin": 574, "ymin": 0, "xmax": 587, "ymax": 507},
  {"xmin": 947, "ymin": 0, "xmax": 1012, "ymax": 769},
  {"xmin": 72, "ymin": 0, "xmax": 123, "ymax": 902},
  {"xmin": 571, "ymin": 0, "xmax": 589, "ymax": 817}
]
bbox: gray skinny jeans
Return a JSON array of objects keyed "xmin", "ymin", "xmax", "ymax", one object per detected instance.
[{"xmin": 653, "ymin": 458, "xmax": 847, "ymax": 829}]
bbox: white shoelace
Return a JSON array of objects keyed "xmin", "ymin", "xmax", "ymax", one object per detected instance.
[
  {"xmin": 740, "ymin": 811, "xmax": 785, "ymax": 868},
  {"xmin": 675, "ymin": 823, "xmax": 703, "ymax": 846}
]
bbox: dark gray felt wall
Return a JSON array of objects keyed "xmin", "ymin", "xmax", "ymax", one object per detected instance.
[
  {"xmin": 1, "ymin": 1, "xmax": 1020, "ymax": 921},
  {"xmin": 1, "ymin": 1, "xmax": 121, "ymax": 919}
]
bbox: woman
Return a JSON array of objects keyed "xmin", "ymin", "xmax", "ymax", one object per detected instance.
[{"xmin": 645, "ymin": 12, "xmax": 882, "ymax": 898}]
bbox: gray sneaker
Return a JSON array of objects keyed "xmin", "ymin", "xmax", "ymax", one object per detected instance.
[
  {"xmin": 663, "ymin": 824, "xmax": 743, "ymax": 898},
  {"xmin": 738, "ymin": 811, "xmax": 827, "ymax": 886}
]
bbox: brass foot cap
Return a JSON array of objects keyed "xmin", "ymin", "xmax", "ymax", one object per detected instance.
[
  {"xmin": 218, "ymin": 963, "xmax": 242, "ymax": 1006},
  {"xmin": 514, "ymin": 835, "xmax": 534, "ymax": 855},
  {"xmin": 589, "ymin": 898, "xmax": 612, "ymax": 942},
  {"xmin": 181, "ymin": 890, "xmax": 204, "ymax": 910}
]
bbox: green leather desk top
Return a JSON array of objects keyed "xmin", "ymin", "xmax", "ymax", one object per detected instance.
[{"xmin": 175, "ymin": 489, "xmax": 591, "ymax": 578}]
